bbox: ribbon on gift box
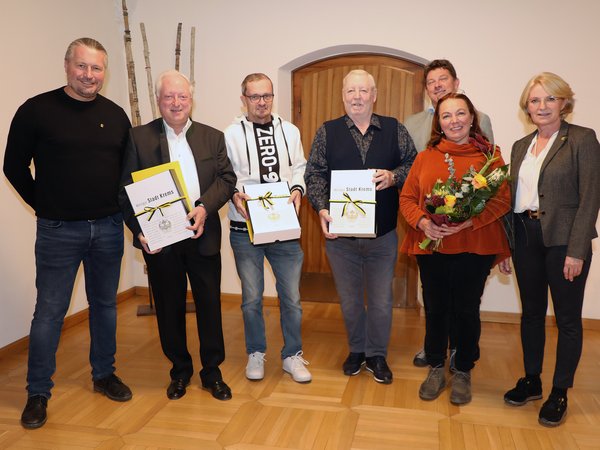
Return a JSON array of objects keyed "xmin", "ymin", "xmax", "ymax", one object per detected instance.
[
  {"xmin": 246, "ymin": 191, "xmax": 290, "ymax": 210},
  {"xmin": 135, "ymin": 196, "xmax": 187, "ymax": 221},
  {"xmin": 329, "ymin": 192, "xmax": 376, "ymax": 217}
]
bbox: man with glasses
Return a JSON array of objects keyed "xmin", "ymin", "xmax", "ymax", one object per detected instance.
[
  {"xmin": 119, "ymin": 70, "xmax": 236, "ymax": 401},
  {"xmin": 404, "ymin": 59, "xmax": 494, "ymax": 369},
  {"xmin": 225, "ymin": 73, "xmax": 311, "ymax": 383}
]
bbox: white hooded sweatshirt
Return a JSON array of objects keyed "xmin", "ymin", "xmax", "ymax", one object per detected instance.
[{"xmin": 224, "ymin": 113, "xmax": 306, "ymax": 222}]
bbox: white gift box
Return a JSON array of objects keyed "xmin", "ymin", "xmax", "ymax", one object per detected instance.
[
  {"xmin": 125, "ymin": 169, "xmax": 193, "ymax": 251},
  {"xmin": 329, "ymin": 169, "xmax": 377, "ymax": 238},
  {"xmin": 244, "ymin": 181, "xmax": 301, "ymax": 245}
]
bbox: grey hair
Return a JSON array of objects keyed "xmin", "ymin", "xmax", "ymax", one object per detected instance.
[
  {"xmin": 342, "ymin": 69, "xmax": 377, "ymax": 91},
  {"xmin": 155, "ymin": 70, "xmax": 194, "ymax": 97}
]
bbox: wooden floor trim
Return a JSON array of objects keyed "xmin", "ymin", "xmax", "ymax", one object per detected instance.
[
  {"xmin": 0, "ymin": 287, "xmax": 136, "ymax": 358},
  {"xmin": 3, "ymin": 286, "xmax": 599, "ymax": 357}
]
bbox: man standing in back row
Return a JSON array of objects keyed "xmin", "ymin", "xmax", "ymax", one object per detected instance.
[
  {"xmin": 404, "ymin": 59, "xmax": 494, "ymax": 369},
  {"xmin": 404, "ymin": 59, "xmax": 494, "ymax": 152},
  {"xmin": 225, "ymin": 73, "xmax": 311, "ymax": 383},
  {"xmin": 4, "ymin": 37, "xmax": 132, "ymax": 429},
  {"xmin": 305, "ymin": 69, "xmax": 416, "ymax": 384}
]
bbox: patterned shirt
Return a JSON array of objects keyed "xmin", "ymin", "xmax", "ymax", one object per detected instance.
[{"xmin": 305, "ymin": 114, "xmax": 416, "ymax": 212}]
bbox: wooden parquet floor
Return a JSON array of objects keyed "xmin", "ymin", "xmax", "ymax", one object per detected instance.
[{"xmin": 1, "ymin": 295, "xmax": 600, "ymax": 449}]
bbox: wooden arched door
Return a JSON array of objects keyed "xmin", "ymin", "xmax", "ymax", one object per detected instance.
[{"xmin": 293, "ymin": 54, "xmax": 424, "ymax": 307}]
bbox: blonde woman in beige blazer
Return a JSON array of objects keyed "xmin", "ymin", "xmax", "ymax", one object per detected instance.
[{"xmin": 503, "ymin": 73, "xmax": 600, "ymax": 427}]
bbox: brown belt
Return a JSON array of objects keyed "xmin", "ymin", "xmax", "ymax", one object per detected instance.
[{"xmin": 521, "ymin": 210, "xmax": 540, "ymax": 220}]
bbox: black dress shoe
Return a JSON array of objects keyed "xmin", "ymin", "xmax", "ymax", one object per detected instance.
[
  {"xmin": 21, "ymin": 395, "xmax": 48, "ymax": 429},
  {"xmin": 93, "ymin": 373, "xmax": 133, "ymax": 402},
  {"xmin": 201, "ymin": 380, "xmax": 232, "ymax": 401},
  {"xmin": 167, "ymin": 379, "xmax": 189, "ymax": 400}
]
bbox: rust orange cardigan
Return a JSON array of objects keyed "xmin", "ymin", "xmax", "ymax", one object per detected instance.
[{"xmin": 399, "ymin": 139, "xmax": 511, "ymax": 265}]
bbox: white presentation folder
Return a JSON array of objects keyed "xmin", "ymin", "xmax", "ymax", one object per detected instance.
[
  {"xmin": 244, "ymin": 181, "xmax": 301, "ymax": 245},
  {"xmin": 329, "ymin": 169, "xmax": 377, "ymax": 238},
  {"xmin": 125, "ymin": 170, "xmax": 194, "ymax": 251}
]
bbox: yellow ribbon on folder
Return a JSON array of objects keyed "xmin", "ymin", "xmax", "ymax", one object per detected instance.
[
  {"xmin": 329, "ymin": 192, "xmax": 376, "ymax": 217},
  {"xmin": 135, "ymin": 197, "xmax": 187, "ymax": 221},
  {"xmin": 246, "ymin": 191, "xmax": 290, "ymax": 210}
]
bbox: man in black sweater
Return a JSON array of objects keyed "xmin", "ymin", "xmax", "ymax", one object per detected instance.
[{"xmin": 3, "ymin": 37, "xmax": 132, "ymax": 429}]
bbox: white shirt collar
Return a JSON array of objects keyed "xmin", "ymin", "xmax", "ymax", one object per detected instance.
[{"xmin": 163, "ymin": 118, "xmax": 192, "ymax": 138}]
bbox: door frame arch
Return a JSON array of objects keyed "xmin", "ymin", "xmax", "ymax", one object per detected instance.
[
  {"xmin": 280, "ymin": 48, "xmax": 427, "ymax": 308},
  {"xmin": 277, "ymin": 45, "xmax": 428, "ymax": 120}
]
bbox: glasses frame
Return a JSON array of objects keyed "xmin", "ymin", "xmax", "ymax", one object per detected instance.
[
  {"xmin": 527, "ymin": 95, "xmax": 562, "ymax": 106},
  {"xmin": 244, "ymin": 94, "xmax": 275, "ymax": 104}
]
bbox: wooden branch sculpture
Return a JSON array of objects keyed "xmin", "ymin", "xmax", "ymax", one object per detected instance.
[
  {"xmin": 140, "ymin": 23, "xmax": 157, "ymax": 119},
  {"xmin": 190, "ymin": 26, "xmax": 196, "ymax": 87},
  {"xmin": 175, "ymin": 23, "xmax": 182, "ymax": 71},
  {"xmin": 121, "ymin": 0, "xmax": 141, "ymax": 126}
]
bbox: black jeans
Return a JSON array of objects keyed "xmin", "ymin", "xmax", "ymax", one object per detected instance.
[
  {"xmin": 417, "ymin": 252, "xmax": 494, "ymax": 372},
  {"xmin": 513, "ymin": 215, "xmax": 591, "ymax": 388}
]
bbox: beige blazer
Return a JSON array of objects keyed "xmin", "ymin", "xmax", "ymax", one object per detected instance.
[{"xmin": 510, "ymin": 120, "xmax": 600, "ymax": 260}]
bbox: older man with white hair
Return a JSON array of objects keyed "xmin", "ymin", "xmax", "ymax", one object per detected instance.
[
  {"xmin": 119, "ymin": 70, "xmax": 236, "ymax": 402},
  {"xmin": 305, "ymin": 69, "xmax": 416, "ymax": 384}
]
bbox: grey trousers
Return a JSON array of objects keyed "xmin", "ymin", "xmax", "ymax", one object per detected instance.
[{"xmin": 325, "ymin": 230, "xmax": 397, "ymax": 357}]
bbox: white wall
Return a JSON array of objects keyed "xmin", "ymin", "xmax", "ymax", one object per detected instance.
[
  {"xmin": 1, "ymin": 0, "xmax": 599, "ymax": 348},
  {"xmin": 0, "ymin": 0, "xmax": 134, "ymax": 348}
]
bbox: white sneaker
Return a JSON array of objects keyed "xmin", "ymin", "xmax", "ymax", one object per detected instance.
[
  {"xmin": 246, "ymin": 352, "xmax": 266, "ymax": 380},
  {"xmin": 282, "ymin": 351, "xmax": 312, "ymax": 383}
]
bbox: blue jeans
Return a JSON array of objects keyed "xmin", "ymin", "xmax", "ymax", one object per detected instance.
[
  {"xmin": 27, "ymin": 213, "xmax": 124, "ymax": 398},
  {"xmin": 230, "ymin": 231, "xmax": 303, "ymax": 359},
  {"xmin": 325, "ymin": 230, "xmax": 397, "ymax": 357}
]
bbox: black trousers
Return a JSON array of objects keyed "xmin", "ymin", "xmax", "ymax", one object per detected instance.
[
  {"xmin": 417, "ymin": 252, "xmax": 494, "ymax": 372},
  {"xmin": 144, "ymin": 238, "xmax": 225, "ymax": 384},
  {"xmin": 513, "ymin": 215, "xmax": 591, "ymax": 389}
]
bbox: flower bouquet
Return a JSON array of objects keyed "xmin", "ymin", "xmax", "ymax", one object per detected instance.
[{"xmin": 419, "ymin": 141, "xmax": 510, "ymax": 250}]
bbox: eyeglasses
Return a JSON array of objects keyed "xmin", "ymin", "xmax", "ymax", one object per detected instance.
[
  {"xmin": 528, "ymin": 96, "xmax": 562, "ymax": 106},
  {"xmin": 245, "ymin": 94, "xmax": 274, "ymax": 103}
]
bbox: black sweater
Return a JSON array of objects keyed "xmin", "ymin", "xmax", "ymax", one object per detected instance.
[{"xmin": 4, "ymin": 87, "xmax": 131, "ymax": 220}]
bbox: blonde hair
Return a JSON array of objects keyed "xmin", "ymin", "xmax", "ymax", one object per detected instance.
[
  {"xmin": 519, "ymin": 72, "xmax": 575, "ymax": 122},
  {"xmin": 241, "ymin": 73, "xmax": 273, "ymax": 95},
  {"xmin": 64, "ymin": 37, "xmax": 107, "ymax": 68}
]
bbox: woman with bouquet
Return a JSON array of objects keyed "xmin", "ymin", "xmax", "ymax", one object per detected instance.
[
  {"xmin": 400, "ymin": 93, "xmax": 511, "ymax": 405},
  {"xmin": 503, "ymin": 73, "xmax": 600, "ymax": 427}
]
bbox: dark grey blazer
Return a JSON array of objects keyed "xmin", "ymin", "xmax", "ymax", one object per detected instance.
[
  {"xmin": 119, "ymin": 118, "xmax": 236, "ymax": 255},
  {"xmin": 510, "ymin": 120, "xmax": 600, "ymax": 260}
]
